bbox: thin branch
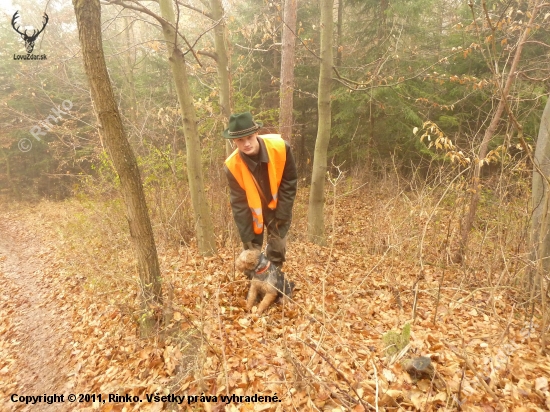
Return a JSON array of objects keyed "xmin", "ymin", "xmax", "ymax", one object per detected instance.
[
  {"xmin": 175, "ymin": 0, "xmax": 213, "ymax": 20},
  {"xmin": 468, "ymin": 0, "xmax": 497, "ymax": 77},
  {"xmin": 332, "ymin": 48, "xmax": 465, "ymax": 91},
  {"xmin": 104, "ymin": 0, "xmax": 166, "ymax": 26},
  {"xmin": 519, "ymin": 72, "xmax": 550, "ymax": 82},
  {"xmin": 523, "ymin": 40, "xmax": 550, "ymax": 48},
  {"xmin": 295, "ymin": 88, "xmax": 318, "ymax": 99},
  {"xmin": 445, "ymin": 343, "xmax": 503, "ymax": 405},
  {"xmin": 233, "ymin": 8, "xmax": 317, "ymax": 62},
  {"xmin": 182, "ymin": 17, "xmax": 225, "ymax": 60},
  {"xmin": 302, "ymin": 340, "xmax": 374, "ymax": 411},
  {"xmin": 280, "ymin": 17, "xmax": 321, "ymax": 61},
  {"xmin": 126, "ymin": 0, "xmax": 214, "ymax": 19},
  {"xmin": 482, "ymin": 0, "xmax": 498, "ymax": 76},
  {"xmin": 197, "ymin": 50, "xmax": 218, "ymax": 61},
  {"xmin": 371, "ymin": 360, "xmax": 379, "ymax": 412},
  {"xmin": 172, "ymin": 0, "xmax": 204, "ymax": 67},
  {"xmin": 233, "ymin": 42, "xmax": 281, "ymax": 53},
  {"xmin": 419, "ymin": 166, "xmax": 472, "ymax": 270},
  {"xmin": 104, "ymin": 0, "xmax": 203, "ymax": 67},
  {"xmin": 482, "ymin": 0, "xmax": 496, "ymax": 32}
]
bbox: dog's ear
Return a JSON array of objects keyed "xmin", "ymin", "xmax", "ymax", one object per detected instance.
[
  {"xmin": 235, "ymin": 258, "xmax": 244, "ymax": 272},
  {"xmin": 236, "ymin": 249, "xmax": 260, "ymax": 272},
  {"xmin": 235, "ymin": 250, "xmax": 249, "ymax": 272},
  {"xmin": 244, "ymin": 249, "xmax": 261, "ymax": 268}
]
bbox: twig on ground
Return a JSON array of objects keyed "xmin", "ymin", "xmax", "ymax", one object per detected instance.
[
  {"xmin": 302, "ymin": 340, "xmax": 374, "ymax": 411},
  {"xmin": 445, "ymin": 342, "xmax": 503, "ymax": 407},
  {"xmin": 412, "ymin": 272, "xmax": 424, "ymax": 322},
  {"xmin": 456, "ymin": 366, "xmax": 465, "ymax": 410},
  {"xmin": 371, "ymin": 359, "xmax": 379, "ymax": 412},
  {"xmin": 494, "ymin": 303, "xmax": 516, "ymax": 347},
  {"xmin": 215, "ymin": 285, "xmax": 230, "ymax": 396},
  {"xmin": 432, "ymin": 265, "xmax": 446, "ymax": 325}
]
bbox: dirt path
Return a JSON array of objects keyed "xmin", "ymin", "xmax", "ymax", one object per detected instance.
[{"xmin": 0, "ymin": 215, "xmax": 73, "ymax": 411}]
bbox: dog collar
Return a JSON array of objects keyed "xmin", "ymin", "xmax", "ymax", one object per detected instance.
[{"xmin": 255, "ymin": 260, "xmax": 271, "ymax": 275}]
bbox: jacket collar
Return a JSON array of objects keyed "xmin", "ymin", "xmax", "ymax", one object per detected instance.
[{"xmin": 239, "ymin": 136, "xmax": 269, "ymax": 170}]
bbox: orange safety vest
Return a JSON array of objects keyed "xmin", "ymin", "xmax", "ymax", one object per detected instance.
[{"xmin": 225, "ymin": 134, "xmax": 287, "ymax": 234}]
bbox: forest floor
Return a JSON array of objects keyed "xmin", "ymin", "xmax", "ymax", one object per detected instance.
[
  {"xmin": 0, "ymin": 212, "xmax": 74, "ymax": 411},
  {"xmin": 0, "ymin": 188, "xmax": 549, "ymax": 411}
]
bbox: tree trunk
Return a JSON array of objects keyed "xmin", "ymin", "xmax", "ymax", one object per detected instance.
[
  {"xmin": 531, "ymin": 96, "xmax": 550, "ymax": 272},
  {"xmin": 279, "ymin": 0, "xmax": 297, "ymax": 146},
  {"xmin": 159, "ymin": 0, "xmax": 217, "ymax": 256},
  {"xmin": 307, "ymin": 0, "xmax": 333, "ymax": 245},
  {"xmin": 336, "ymin": 0, "xmax": 343, "ymax": 68},
  {"xmin": 72, "ymin": 0, "xmax": 163, "ymax": 337},
  {"xmin": 124, "ymin": 17, "xmax": 138, "ymax": 124},
  {"xmin": 457, "ymin": 1, "xmax": 540, "ymax": 261},
  {"xmin": 209, "ymin": 0, "xmax": 233, "ymax": 157},
  {"xmin": 531, "ymin": 95, "xmax": 550, "ymax": 354},
  {"xmin": 378, "ymin": 0, "xmax": 388, "ymax": 42}
]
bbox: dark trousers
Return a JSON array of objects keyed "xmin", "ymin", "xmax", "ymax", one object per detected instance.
[{"xmin": 244, "ymin": 216, "xmax": 290, "ymax": 264}]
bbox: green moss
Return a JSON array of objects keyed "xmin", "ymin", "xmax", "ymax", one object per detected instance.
[{"xmin": 382, "ymin": 323, "xmax": 411, "ymax": 357}]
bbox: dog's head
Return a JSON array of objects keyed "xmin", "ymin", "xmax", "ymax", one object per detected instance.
[{"xmin": 236, "ymin": 249, "xmax": 261, "ymax": 273}]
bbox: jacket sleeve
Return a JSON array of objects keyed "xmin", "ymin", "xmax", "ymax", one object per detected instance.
[
  {"xmin": 275, "ymin": 142, "xmax": 298, "ymax": 221},
  {"xmin": 224, "ymin": 164, "xmax": 256, "ymax": 243}
]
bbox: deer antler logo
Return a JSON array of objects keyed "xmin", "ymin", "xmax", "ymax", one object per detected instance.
[{"xmin": 11, "ymin": 11, "xmax": 49, "ymax": 54}]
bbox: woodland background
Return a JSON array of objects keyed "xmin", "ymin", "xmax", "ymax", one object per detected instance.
[{"xmin": 1, "ymin": 0, "xmax": 550, "ymax": 410}]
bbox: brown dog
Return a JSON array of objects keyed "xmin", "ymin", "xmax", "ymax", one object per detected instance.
[{"xmin": 235, "ymin": 249, "xmax": 294, "ymax": 315}]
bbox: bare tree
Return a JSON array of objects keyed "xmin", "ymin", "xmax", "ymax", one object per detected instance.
[
  {"xmin": 105, "ymin": 0, "xmax": 217, "ymax": 255},
  {"xmin": 123, "ymin": 16, "xmax": 138, "ymax": 124},
  {"xmin": 209, "ymin": 0, "xmax": 233, "ymax": 157},
  {"xmin": 279, "ymin": 0, "xmax": 297, "ymax": 146},
  {"xmin": 530, "ymin": 95, "xmax": 550, "ymax": 354},
  {"xmin": 457, "ymin": 0, "xmax": 541, "ymax": 261},
  {"xmin": 72, "ymin": 0, "xmax": 163, "ymax": 337},
  {"xmin": 307, "ymin": 0, "xmax": 334, "ymax": 245},
  {"xmin": 532, "ymin": 97, "xmax": 550, "ymax": 274},
  {"xmin": 158, "ymin": 0, "xmax": 216, "ymax": 255},
  {"xmin": 336, "ymin": 0, "xmax": 343, "ymax": 67}
]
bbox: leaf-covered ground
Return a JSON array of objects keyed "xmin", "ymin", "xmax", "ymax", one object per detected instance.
[
  {"xmin": 0, "ymin": 214, "xmax": 75, "ymax": 411},
  {"xmin": 0, "ymin": 190, "xmax": 549, "ymax": 411}
]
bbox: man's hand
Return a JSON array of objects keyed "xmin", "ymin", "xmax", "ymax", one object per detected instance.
[
  {"xmin": 266, "ymin": 234, "xmax": 286, "ymax": 264},
  {"xmin": 275, "ymin": 218, "xmax": 290, "ymax": 238},
  {"xmin": 244, "ymin": 241, "xmax": 261, "ymax": 251},
  {"xmin": 276, "ymin": 219, "xmax": 289, "ymax": 230}
]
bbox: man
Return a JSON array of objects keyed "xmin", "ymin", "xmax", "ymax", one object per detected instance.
[{"xmin": 224, "ymin": 112, "xmax": 297, "ymax": 267}]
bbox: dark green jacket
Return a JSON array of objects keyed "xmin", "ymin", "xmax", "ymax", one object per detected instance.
[{"xmin": 224, "ymin": 136, "xmax": 297, "ymax": 243}]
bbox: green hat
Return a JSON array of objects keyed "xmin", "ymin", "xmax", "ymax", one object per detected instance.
[{"xmin": 223, "ymin": 112, "xmax": 263, "ymax": 139}]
